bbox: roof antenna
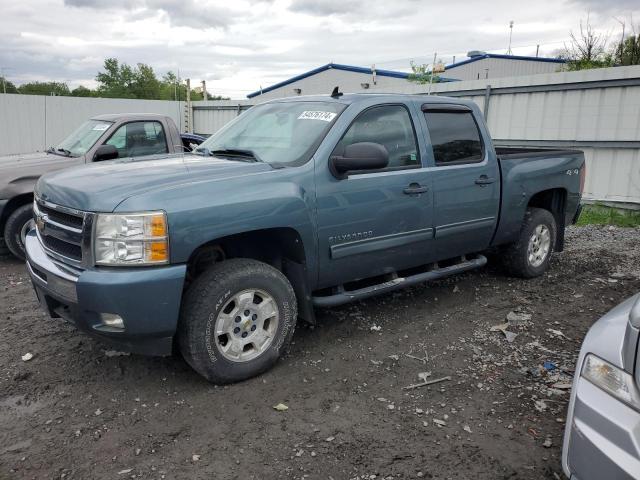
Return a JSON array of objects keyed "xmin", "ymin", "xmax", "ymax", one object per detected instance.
[{"xmin": 330, "ymin": 86, "xmax": 343, "ymax": 98}]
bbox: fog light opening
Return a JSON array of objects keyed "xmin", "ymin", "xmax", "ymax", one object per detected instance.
[{"xmin": 99, "ymin": 313, "xmax": 124, "ymax": 330}]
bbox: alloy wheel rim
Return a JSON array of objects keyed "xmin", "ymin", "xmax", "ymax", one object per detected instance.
[
  {"xmin": 527, "ymin": 224, "xmax": 551, "ymax": 268},
  {"xmin": 213, "ymin": 289, "xmax": 279, "ymax": 362}
]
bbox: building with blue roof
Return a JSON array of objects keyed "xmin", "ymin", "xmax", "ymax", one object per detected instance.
[{"xmin": 247, "ymin": 53, "xmax": 566, "ymax": 100}]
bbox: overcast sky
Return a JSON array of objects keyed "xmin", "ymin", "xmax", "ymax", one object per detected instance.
[{"xmin": 1, "ymin": 0, "xmax": 638, "ymax": 98}]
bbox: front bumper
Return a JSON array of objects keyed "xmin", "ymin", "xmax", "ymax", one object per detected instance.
[
  {"xmin": 25, "ymin": 230, "xmax": 186, "ymax": 356},
  {"xmin": 563, "ymin": 373, "xmax": 640, "ymax": 479}
]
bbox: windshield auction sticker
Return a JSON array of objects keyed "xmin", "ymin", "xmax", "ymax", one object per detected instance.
[
  {"xmin": 92, "ymin": 124, "xmax": 110, "ymax": 131},
  {"xmin": 298, "ymin": 111, "xmax": 337, "ymax": 122}
]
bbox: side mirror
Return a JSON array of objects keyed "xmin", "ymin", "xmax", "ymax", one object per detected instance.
[
  {"xmin": 93, "ymin": 144, "xmax": 119, "ymax": 162},
  {"xmin": 330, "ymin": 142, "xmax": 389, "ymax": 179}
]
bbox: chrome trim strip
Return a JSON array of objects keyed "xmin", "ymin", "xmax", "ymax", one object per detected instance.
[
  {"xmin": 435, "ymin": 217, "xmax": 496, "ymax": 238},
  {"xmin": 330, "ymin": 227, "xmax": 434, "ymax": 260}
]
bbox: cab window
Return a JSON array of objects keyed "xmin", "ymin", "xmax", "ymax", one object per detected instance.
[
  {"xmin": 334, "ymin": 105, "xmax": 420, "ymax": 169},
  {"xmin": 106, "ymin": 121, "xmax": 168, "ymax": 158}
]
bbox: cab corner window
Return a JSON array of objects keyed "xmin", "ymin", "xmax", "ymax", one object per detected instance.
[
  {"xmin": 335, "ymin": 105, "xmax": 420, "ymax": 170},
  {"xmin": 424, "ymin": 111, "xmax": 484, "ymax": 166},
  {"xmin": 106, "ymin": 121, "xmax": 168, "ymax": 158}
]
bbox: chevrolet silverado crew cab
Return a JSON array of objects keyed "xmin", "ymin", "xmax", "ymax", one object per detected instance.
[
  {"xmin": 26, "ymin": 94, "xmax": 585, "ymax": 384},
  {"xmin": 0, "ymin": 113, "xmax": 203, "ymax": 260}
]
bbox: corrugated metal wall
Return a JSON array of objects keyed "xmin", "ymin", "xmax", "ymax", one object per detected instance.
[
  {"xmin": 189, "ymin": 100, "xmax": 254, "ymax": 136},
  {"xmin": 444, "ymin": 57, "xmax": 563, "ymax": 81},
  {"xmin": 0, "ymin": 94, "xmax": 184, "ymax": 156},
  {"xmin": 190, "ymin": 65, "xmax": 640, "ymax": 205}
]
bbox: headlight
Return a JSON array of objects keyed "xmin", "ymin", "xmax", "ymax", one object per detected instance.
[
  {"xmin": 582, "ymin": 354, "xmax": 640, "ymax": 412},
  {"xmin": 94, "ymin": 211, "xmax": 169, "ymax": 266}
]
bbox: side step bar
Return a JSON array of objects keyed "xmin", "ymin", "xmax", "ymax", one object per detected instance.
[{"xmin": 311, "ymin": 255, "xmax": 487, "ymax": 308}]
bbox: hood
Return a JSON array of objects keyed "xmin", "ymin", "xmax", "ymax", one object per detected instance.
[
  {"xmin": 0, "ymin": 151, "xmax": 82, "ymax": 199},
  {"xmin": 35, "ymin": 153, "xmax": 274, "ymax": 212}
]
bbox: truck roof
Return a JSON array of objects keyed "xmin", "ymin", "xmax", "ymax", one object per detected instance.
[
  {"xmin": 91, "ymin": 113, "xmax": 174, "ymax": 122},
  {"xmin": 265, "ymin": 93, "xmax": 473, "ymax": 106}
]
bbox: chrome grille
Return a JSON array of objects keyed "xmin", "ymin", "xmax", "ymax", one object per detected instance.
[{"xmin": 34, "ymin": 198, "xmax": 87, "ymax": 266}]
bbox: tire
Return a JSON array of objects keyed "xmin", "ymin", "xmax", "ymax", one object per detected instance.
[
  {"xmin": 502, "ymin": 207, "xmax": 557, "ymax": 279},
  {"xmin": 178, "ymin": 258, "xmax": 297, "ymax": 384},
  {"xmin": 0, "ymin": 237, "xmax": 9, "ymax": 257},
  {"xmin": 4, "ymin": 204, "xmax": 35, "ymax": 261}
]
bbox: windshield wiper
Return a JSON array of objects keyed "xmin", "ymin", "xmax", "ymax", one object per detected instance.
[
  {"xmin": 210, "ymin": 148, "xmax": 263, "ymax": 163},
  {"xmin": 46, "ymin": 146, "xmax": 72, "ymax": 157},
  {"xmin": 57, "ymin": 148, "xmax": 72, "ymax": 156}
]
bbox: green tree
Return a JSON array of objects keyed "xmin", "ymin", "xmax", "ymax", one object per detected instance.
[
  {"xmin": 18, "ymin": 81, "xmax": 70, "ymax": 96},
  {"xmin": 0, "ymin": 76, "xmax": 18, "ymax": 93},
  {"xmin": 96, "ymin": 58, "xmax": 136, "ymax": 98},
  {"xmin": 131, "ymin": 63, "xmax": 161, "ymax": 99},
  {"xmin": 613, "ymin": 33, "xmax": 640, "ymax": 66},
  {"xmin": 71, "ymin": 85, "xmax": 95, "ymax": 97},
  {"xmin": 563, "ymin": 16, "xmax": 612, "ymax": 71}
]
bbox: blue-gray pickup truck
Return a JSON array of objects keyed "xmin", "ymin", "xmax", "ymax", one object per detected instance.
[{"xmin": 25, "ymin": 93, "xmax": 585, "ymax": 383}]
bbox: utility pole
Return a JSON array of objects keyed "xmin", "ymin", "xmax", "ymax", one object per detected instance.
[
  {"xmin": 201, "ymin": 80, "xmax": 207, "ymax": 101},
  {"xmin": 428, "ymin": 52, "xmax": 437, "ymax": 95},
  {"xmin": 506, "ymin": 20, "xmax": 514, "ymax": 55},
  {"xmin": 536, "ymin": 45, "xmax": 540, "ymax": 57},
  {"xmin": 185, "ymin": 78, "xmax": 192, "ymax": 134},
  {"xmin": 0, "ymin": 66, "xmax": 9, "ymax": 94}
]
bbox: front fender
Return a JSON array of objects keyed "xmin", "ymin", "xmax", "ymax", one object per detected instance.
[{"xmin": 115, "ymin": 168, "xmax": 318, "ymax": 282}]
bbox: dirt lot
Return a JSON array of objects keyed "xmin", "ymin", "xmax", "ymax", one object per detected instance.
[{"xmin": 1, "ymin": 225, "xmax": 639, "ymax": 480}]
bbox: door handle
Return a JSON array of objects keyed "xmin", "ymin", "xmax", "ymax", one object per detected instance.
[
  {"xmin": 475, "ymin": 175, "xmax": 496, "ymax": 185},
  {"xmin": 403, "ymin": 183, "xmax": 429, "ymax": 195}
]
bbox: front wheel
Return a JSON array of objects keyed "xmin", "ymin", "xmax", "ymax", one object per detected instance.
[
  {"xmin": 502, "ymin": 207, "xmax": 557, "ymax": 278},
  {"xmin": 178, "ymin": 258, "xmax": 297, "ymax": 384},
  {"xmin": 4, "ymin": 204, "xmax": 35, "ymax": 261}
]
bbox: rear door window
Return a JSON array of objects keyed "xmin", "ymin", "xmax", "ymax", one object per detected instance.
[{"xmin": 423, "ymin": 110, "xmax": 484, "ymax": 165}]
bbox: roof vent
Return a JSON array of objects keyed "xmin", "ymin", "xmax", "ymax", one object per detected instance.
[{"xmin": 467, "ymin": 50, "xmax": 486, "ymax": 58}]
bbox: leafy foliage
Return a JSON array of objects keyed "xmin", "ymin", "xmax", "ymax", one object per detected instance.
[
  {"xmin": 0, "ymin": 76, "xmax": 18, "ymax": 93},
  {"xmin": 1, "ymin": 58, "xmax": 230, "ymax": 100},
  {"xmin": 407, "ymin": 60, "xmax": 442, "ymax": 84},
  {"xmin": 18, "ymin": 81, "xmax": 71, "ymax": 96}
]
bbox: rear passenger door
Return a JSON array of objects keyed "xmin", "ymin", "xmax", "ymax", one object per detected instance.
[
  {"xmin": 104, "ymin": 121, "xmax": 169, "ymax": 159},
  {"xmin": 421, "ymin": 104, "xmax": 500, "ymax": 257}
]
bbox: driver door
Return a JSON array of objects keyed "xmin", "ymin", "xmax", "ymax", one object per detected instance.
[{"xmin": 315, "ymin": 103, "xmax": 435, "ymax": 288}]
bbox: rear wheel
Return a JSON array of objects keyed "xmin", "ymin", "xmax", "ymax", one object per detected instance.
[
  {"xmin": 178, "ymin": 258, "xmax": 297, "ymax": 384},
  {"xmin": 4, "ymin": 204, "xmax": 35, "ymax": 261},
  {"xmin": 502, "ymin": 207, "xmax": 556, "ymax": 278}
]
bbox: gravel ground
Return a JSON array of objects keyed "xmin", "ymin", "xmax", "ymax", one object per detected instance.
[{"xmin": 1, "ymin": 225, "xmax": 639, "ymax": 480}]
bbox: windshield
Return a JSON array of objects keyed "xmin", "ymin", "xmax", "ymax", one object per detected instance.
[
  {"xmin": 197, "ymin": 101, "xmax": 345, "ymax": 166},
  {"xmin": 56, "ymin": 120, "xmax": 112, "ymax": 157}
]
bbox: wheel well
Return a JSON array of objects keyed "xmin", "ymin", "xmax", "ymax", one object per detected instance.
[
  {"xmin": 187, "ymin": 228, "xmax": 306, "ymax": 275},
  {"xmin": 527, "ymin": 188, "xmax": 567, "ymax": 252},
  {"xmin": 186, "ymin": 228, "xmax": 315, "ymax": 323},
  {"xmin": 1, "ymin": 193, "xmax": 33, "ymax": 235}
]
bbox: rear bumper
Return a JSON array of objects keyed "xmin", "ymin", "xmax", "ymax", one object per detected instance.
[
  {"xmin": 563, "ymin": 376, "xmax": 640, "ymax": 480},
  {"xmin": 25, "ymin": 230, "xmax": 186, "ymax": 356}
]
